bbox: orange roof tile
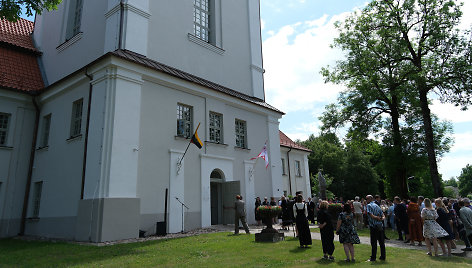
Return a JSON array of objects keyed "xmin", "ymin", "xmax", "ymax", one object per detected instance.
[
  {"xmin": 279, "ymin": 130, "xmax": 312, "ymax": 152},
  {"xmin": 0, "ymin": 18, "xmax": 43, "ymax": 92},
  {"xmin": 0, "ymin": 18, "xmax": 37, "ymax": 51}
]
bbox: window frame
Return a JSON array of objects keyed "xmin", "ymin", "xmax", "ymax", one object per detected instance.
[
  {"xmin": 0, "ymin": 113, "xmax": 11, "ymax": 146},
  {"xmin": 70, "ymin": 98, "xmax": 83, "ymax": 138},
  {"xmin": 209, "ymin": 111, "xmax": 223, "ymax": 144},
  {"xmin": 234, "ymin": 119, "xmax": 247, "ymax": 149},
  {"xmin": 65, "ymin": 0, "xmax": 84, "ymax": 41},
  {"xmin": 32, "ymin": 181, "xmax": 43, "ymax": 218},
  {"xmin": 281, "ymin": 158, "xmax": 286, "ymax": 175},
  {"xmin": 177, "ymin": 103, "xmax": 193, "ymax": 139},
  {"xmin": 193, "ymin": 0, "xmax": 211, "ymax": 43},
  {"xmin": 40, "ymin": 114, "xmax": 52, "ymax": 148},
  {"xmin": 295, "ymin": 160, "xmax": 301, "ymax": 177}
]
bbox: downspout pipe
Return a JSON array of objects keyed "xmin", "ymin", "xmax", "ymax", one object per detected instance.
[
  {"xmin": 20, "ymin": 95, "xmax": 41, "ymax": 236},
  {"xmin": 118, "ymin": 0, "xmax": 124, "ymax": 50},
  {"xmin": 81, "ymin": 70, "xmax": 93, "ymax": 199},
  {"xmin": 287, "ymin": 146, "xmax": 292, "ymax": 196}
]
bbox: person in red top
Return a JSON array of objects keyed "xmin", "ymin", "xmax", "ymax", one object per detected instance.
[{"xmin": 407, "ymin": 196, "xmax": 424, "ymax": 246}]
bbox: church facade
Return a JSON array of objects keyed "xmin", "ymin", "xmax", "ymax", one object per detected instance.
[{"xmin": 0, "ymin": 0, "xmax": 311, "ymax": 242}]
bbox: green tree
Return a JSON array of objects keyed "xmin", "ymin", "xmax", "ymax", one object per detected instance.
[
  {"xmin": 458, "ymin": 164, "xmax": 472, "ymax": 197},
  {"xmin": 323, "ymin": 0, "xmax": 472, "ymax": 197},
  {"xmin": 444, "ymin": 178, "xmax": 458, "ymax": 188},
  {"xmin": 0, "ymin": 0, "xmax": 61, "ymax": 21}
]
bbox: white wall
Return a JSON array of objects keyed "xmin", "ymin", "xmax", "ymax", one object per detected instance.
[{"xmin": 0, "ymin": 90, "xmax": 35, "ymax": 237}]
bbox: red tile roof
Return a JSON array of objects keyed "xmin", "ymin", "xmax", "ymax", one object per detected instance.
[
  {"xmin": 279, "ymin": 130, "xmax": 312, "ymax": 152},
  {"xmin": 0, "ymin": 18, "xmax": 44, "ymax": 92},
  {"xmin": 0, "ymin": 18, "xmax": 37, "ymax": 51}
]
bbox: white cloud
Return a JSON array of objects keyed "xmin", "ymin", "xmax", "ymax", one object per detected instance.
[
  {"xmin": 439, "ymin": 154, "xmax": 471, "ymax": 179},
  {"xmin": 430, "ymin": 100, "xmax": 472, "ymax": 123},
  {"xmin": 284, "ymin": 121, "xmax": 321, "ymax": 141},
  {"xmin": 263, "ymin": 12, "xmax": 352, "ymax": 113},
  {"xmin": 450, "ymin": 132, "xmax": 472, "ymax": 153}
]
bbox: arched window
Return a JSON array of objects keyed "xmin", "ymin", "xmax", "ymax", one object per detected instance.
[{"xmin": 210, "ymin": 169, "xmax": 224, "ymax": 180}]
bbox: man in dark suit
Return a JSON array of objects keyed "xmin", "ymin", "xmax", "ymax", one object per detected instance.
[
  {"xmin": 234, "ymin": 195, "xmax": 250, "ymax": 234},
  {"xmin": 307, "ymin": 197, "xmax": 315, "ymax": 224}
]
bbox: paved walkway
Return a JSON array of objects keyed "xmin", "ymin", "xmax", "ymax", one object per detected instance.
[{"xmin": 221, "ymin": 223, "xmax": 472, "ymax": 258}]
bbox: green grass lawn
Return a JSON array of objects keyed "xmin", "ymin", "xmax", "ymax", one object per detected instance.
[{"xmin": 1, "ymin": 232, "xmax": 471, "ymax": 267}]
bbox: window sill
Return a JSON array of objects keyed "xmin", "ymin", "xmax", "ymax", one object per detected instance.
[
  {"xmin": 234, "ymin": 146, "xmax": 250, "ymax": 152},
  {"xmin": 174, "ymin": 135, "xmax": 190, "ymax": 141},
  {"xmin": 26, "ymin": 217, "xmax": 40, "ymax": 222},
  {"xmin": 36, "ymin": 146, "xmax": 49, "ymax": 151},
  {"xmin": 0, "ymin": 145, "xmax": 13, "ymax": 150},
  {"xmin": 205, "ymin": 141, "xmax": 228, "ymax": 147},
  {"xmin": 67, "ymin": 134, "xmax": 82, "ymax": 143},
  {"xmin": 188, "ymin": 33, "xmax": 225, "ymax": 55},
  {"xmin": 56, "ymin": 32, "xmax": 83, "ymax": 53}
]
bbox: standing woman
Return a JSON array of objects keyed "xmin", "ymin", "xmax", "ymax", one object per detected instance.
[
  {"xmin": 336, "ymin": 203, "xmax": 360, "ymax": 262},
  {"xmin": 407, "ymin": 196, "xmax": 424, "ymax": 246},
  {"xmin": 255, "ymin": 197, "xmax": 262, "ymax": 226},
  {"xmin": 318, "ymin": 201, "xmax": 335, "ymax": 260},
  {"xmin": 293, "ymin": 194, "xmax": 312, "ymax": 248},
  {"xmin": 435, "ymin": 199, "xmax": 453, "ymax": 256},
  {"xmin": 421, "ymin": 198, "xmax": 448, "ymax": 256},
  {"xmin": 280, "ymin": 196, "xmax": 292, "ymax": 230}
]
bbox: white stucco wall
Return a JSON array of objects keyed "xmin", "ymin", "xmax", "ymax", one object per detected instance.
[{"xmin": 0, "ymin": 90, "xmax": 35, "ymax": 238}]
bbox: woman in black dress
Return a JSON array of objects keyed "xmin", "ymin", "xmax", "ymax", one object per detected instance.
[
  {"xmin": 435, "ymin": 199, "xmax": 453, "ymax": 256},
  {"xmin": 280, "ymin": 196, "xmax": 292, "ymax": 230},
  {"xmin": 293, "ymin": 194, "xmax": 312, "ymax": 248},
  {"xmin": 255, "ymin": 197, "xmax": 262, "ymax": 225},
  {"xmin": 318, "ymin": 200, "xmax": 335, "ymax": 260}
]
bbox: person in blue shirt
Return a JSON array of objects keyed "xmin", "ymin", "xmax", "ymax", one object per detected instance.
[{"xmin": 366, "ymin": 195, "xmax": 386, "ymax": 262}]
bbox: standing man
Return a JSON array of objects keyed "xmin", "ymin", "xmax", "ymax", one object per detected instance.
[
  {"xmin": 459, "ymin": 199, "xmax": 472, "ymax": 244},
  {"xmin": 393, "ymin": 197, "xmax": 409, "ymax": 242},
  {"xmin": 366, "ymin": 195, "xmax": 386, "ymax": 262},
  {"xmin": 353, "ymin": 196, "xmax": 363, "ymax": 230},
  {"xmin": 234, "ymin": 195, "xmax": 250, "ymax": 235},
  {"xmin": 307, "ymin": 197, "xmax": 316, "ymax": 224}
]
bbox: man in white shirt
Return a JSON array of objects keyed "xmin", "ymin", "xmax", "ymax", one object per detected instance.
[{"xmin": 353, "ymin": 196, "xmax": 363, "ymax": 229}]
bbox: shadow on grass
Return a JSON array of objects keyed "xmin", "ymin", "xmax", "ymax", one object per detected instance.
[{"xmin": 0, "ymin": 237, "xmax": 173, "ymax": 267}]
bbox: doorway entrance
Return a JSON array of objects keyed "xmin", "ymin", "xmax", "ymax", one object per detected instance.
[{"xmin": 209, "ymin": 169, "xmax": 240, "ymax": 225}]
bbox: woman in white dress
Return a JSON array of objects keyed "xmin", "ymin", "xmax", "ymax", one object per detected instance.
[{"xmin": 421, "ymin": 198, "xmax": 448, "ymax": 256}]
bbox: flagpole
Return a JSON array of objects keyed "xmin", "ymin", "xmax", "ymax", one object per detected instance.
[{"xmin": 178, "ymin": 123, "xmax": 201, "ymax": 166}]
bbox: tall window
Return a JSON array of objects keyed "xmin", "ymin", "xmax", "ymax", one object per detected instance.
[
  {"xmin": 0, "ymin": 113, "xmax": 10, "ymax": 146},
  {"xmin": 281, "ymin": 158, "xmax": 286, "ymax": 175},
  {"xmin": 235, "ymin": 119, "xmax": 247, "ymax": 148},
  {"xmin": 295, "ymin": 160, "xmax": 301, "ymax": 177},
  {"xmin": 70, "ymin": 99, "xmax": 83, "ymax": 138},
  {"xmin": 40, "ymin": 114, "xmax": 51, "ymax": 148},
  {"xmin": 209, "ymin": 112, "xmax": 222, "ymax": 143},
  {"xmin": 66, "ymin": 0, "xmax": 83, "ymax": 40},
  {"xmin": 193, "ymin": 0, "xmax": 210, "ymax": 42},
  {"xmin": 177, "ymin": 104, "xmax": 193, "ymax": 138},
  {"xmin": 32, "ymin": 181, "xmax": 43, "ymax": 218}
]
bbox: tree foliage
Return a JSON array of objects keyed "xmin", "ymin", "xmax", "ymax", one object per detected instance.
[
  {"xmin": 301, "ymin": 133, "xmax": 379, "ymax": 200},
  {"xmin": 458, "ymin": 164, "xmax": 472, "ymax": 197},
  {"xmin": 321, "ymin": 0, "xmax": 472, "ymax": 197},
  {"xmin": 0, "ymin": 0, "xmax": 61, "ymax": 21}
]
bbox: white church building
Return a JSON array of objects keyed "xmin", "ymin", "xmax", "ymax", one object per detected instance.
[{"xmin": 0, "ymin": 0, "xmax": 311, "ymax": 242}]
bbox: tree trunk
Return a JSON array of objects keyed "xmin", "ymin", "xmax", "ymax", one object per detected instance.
[
  {"xmin": 418, "ymin": 88, "xmax": 443, "ymax": 197},
  {"xmin": 390, "ymin": 101, "xmax": 408, "ymax": 198}
]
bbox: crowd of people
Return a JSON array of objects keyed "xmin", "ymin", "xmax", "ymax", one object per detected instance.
[{"xmin": 251, "ymin": 193, "xmax": 472, "ymax": 262}]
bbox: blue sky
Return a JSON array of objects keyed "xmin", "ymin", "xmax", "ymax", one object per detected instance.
[{"xmin": 260, "ymin": 0, "xmax": 472, "ymax": 180}]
